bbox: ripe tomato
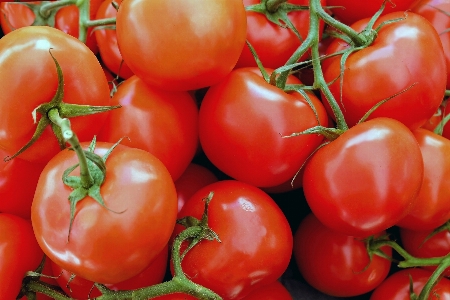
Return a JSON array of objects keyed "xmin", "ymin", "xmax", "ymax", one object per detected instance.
[
  {"xmin": 241, "ymin": 280, "xmax": 292, "ymax": 300},
  {"xmin": 303, "ymin": 118, "xmax": 424, "ymax": 237},
  {"xmin": 370, "ymin": 268, "xmax": 450, "ymax": 299},
  {"xmin": 0, "ymin": 213, "xmax": 44, "ymax": 299},
  {"xmin": 327, "ymin": 0, "xmax": 417, "ymax": 25},
  {"xmin": 293, "ymin": 213, "xmax": 392, "ymax": 297},
  {"xmin": 31, "ymin": 141, "xmax": 177, "ymax": 284},
  {"xmin": 198, "ymin": 67, "xmax": 328, "ymax": 188},
  {"xmin": 97, "ymin": 75, "xmax": 199, "ymax": 181},
  {"xmin": 94, "ymin": 0, "xmax": 134, "ymax": 79},
  {"xmin": 397, "ymin": 128, "xmax": 450, "ymax": 231},
  {"xmin": 50, "ymin": 245, "xmax": 168, "ymax": 298},
  {"xmin": 323, "ymin": 11, "xmax": 447, "ymax": 131},
  {"xmin": 235, "ymin": 0, "xmax": 326, "ymax": 69},
  {"xmin": 172, "ymin": 180, "xmax": 293, "ymax": 300},
  {"xmin": 0, "ymin": 26, "xmax": 111, "ymax": 163},
  {"xmin": 115, "ymin": 0, "xmax": 247, "ymax": 91}
]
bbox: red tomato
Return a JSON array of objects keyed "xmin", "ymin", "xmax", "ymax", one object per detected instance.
[
  {"xmin": 327, "ymin": 0, "xmax": 417, "ymax": 25},
  {"xmin": 172, "ymin": 180, "xmax": 293, "ymax": 300},
  {"xmin": 50, "ymin": 245, "xmax": 168, "ymax": 298},
  {"xmin": 412, "ymin": 0, "xmax": 450, "ymax": 89},
  {"xmin": 236, "ymin": 0, "xmax": 326, "ymax": 69},
  {"xmin": 198, "ymin": 67, "xmax": 328, "ymax": 188},
  {"xmin": 31, "ymin": 142, "xmax": 178, "ymax": 284},
  {"xmin": 0, "ymin": 213, "xmax": 44, "ymax": 299},
  {"xmin": 241, "ymin": 281, "xmax": 292, "ymax": 300},
  {"xmin": 115, "ymin": 0, "xmax": 247, "ymax": 91},
  {"xmin": 97, "ymin": 75, "xmax": 199, "ymax": 181},
  {"xmin": 94, "ymin": 0, "xmax": 134, "ymax": 79},
  {"xmin": 323, "ymin": 11, "xmax": 447, "ymax": 131},
  {"xmin": 293, "ymin": 213, "xmax": 392, "ymax": 297},
  {"xmin": 0, "ymin": 26, "xmax": 111, "ymax": 163},
  {"xmin": 303, "ymin": 118, "xmax": 424, "ymax": 237},
  {"xmin": 174, "ymin": 163, "xmax": 218, "ymax": 213},
  {"xmin": 0, "ymin": 148, "xmax": 45, "ymax": 219},
  {"xmin": 370, "ymin": 268, "xmax": 450, "ymax": 299},
  {"xmin": 397, "ymin": 128, "xmax": 450, "ymax": 231}
]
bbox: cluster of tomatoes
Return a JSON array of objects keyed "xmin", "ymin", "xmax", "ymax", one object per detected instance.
[{"xmin": 1, "ymin": 0, "xmax": 450, "ymax": 299}]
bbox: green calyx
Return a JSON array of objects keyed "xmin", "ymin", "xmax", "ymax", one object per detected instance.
[{"xmin": 4, "ymin": 49, "xmax": 120, "ymax": 162}]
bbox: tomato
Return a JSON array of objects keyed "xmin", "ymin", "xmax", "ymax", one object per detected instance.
[
  {"xmin": 94, "ymin": 0, "xmax": 134, "ymax": 79},
  {"xmin": 293, "ymin": 213, "xmax": 392, "ymax": 297},
  {"xmin": 235, "ymin": 0, "xmax": 326, "ymax": 69},
  {"xmin": 0, "ymin": 148, "xmax": 45, "ymax": 219},
  {"xmin": 115, "ymin": 0, "xmax": 247, "ymax": 91},
  {"xmin": 303, "ymin": 118, "xmax": 424, "ymax": 237},
  {"xmin": 370, "ymin": 268, "xmax": 450, "ymax": 300},
  {"xmin": 327, "ymin": 0, "xmax": 417, "ymax": 25},
  {"xmin": 411, "ymin": 0, "xmax": 450, "ymax": 89},
  {"xmin": 174, "ymin": 163, "xmax": 218, "ymax": 213},
  {"xmin": 50, "ymin": 245, "xmax": 168, "ymax": 298},
  {"xmin": 172, "ymin": 180, "xmax": 293, "ymax": 300},
  {"xmin": 322, "ymin": 11, "xmax": 446, "ymax": 131},
  {"xmin": 396, "ymin": 128, "xmax": 450, "ymax": 231},
  {"xmin": 0, "ymin": 26, "xmax": 111, "ymax": 164},
  {"xmin": 400, "ymin": 227, "xmax": 450, "ymax": 277},
  {"xmin": 31, "ymin": 141, "xmax": 178, "ymax": 284},
  {"xmin": 198, "ymin": 67, "xmax": 328, "ymax": 188},
  {"xmin": 97, "ymin": 75, "xmax": 199, "ymax": 181},
  {"xmin": 0, "ymin": 213, "xmax": 44, "ymax": 299},
  {"xmin": 241, "ymin": 280, "xmax": 292, "ymax": 300}
]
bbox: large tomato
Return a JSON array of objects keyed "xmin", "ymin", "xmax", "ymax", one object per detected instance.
[
  {"xmin": 198, "ymin": 67, "xmax": 328, "ymax": 188},
  {"xmin": 241, "ymin": 281, "xmax": 292, "ymax": 300},
  {"xmin": 115, "ymin": 0, "xmax": 247, "ymax": 91},
  {"xmin": 322, "ymin": 11, "xmax": 446, "ymax": 131},
  {"xmin": 0, "ymin": 26, "xmax": 111, "ymax": 163},
  {"xmin": 0, "ymin": 213, "xmax": 43, "ymax": 299},
  {"xmin": 303, "ymin": 117, "xmax": 424, "ymax": 237},
  {"xmin": 235, "ymin": 0, "xmax": 326, "ymax": 69},
  {"xmin": 97, "ymin": 75, "xmax": 199, "ymax": 181},
  {"xmin": 293, "ymin": 213, "xmax": 392, "ymax": 297},
  {"xmin": 31, "ymin": 142, "xmax": 177, "ymax": 284},
  {"xmin": 397, "ymin": 128, "xmax": 450, "ymax": 231},
  {"xmin": 172, "ymin": 180, "xmax": 293, "ymax": 299}
]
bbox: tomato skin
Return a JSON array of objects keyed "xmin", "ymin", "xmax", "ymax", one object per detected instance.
[
  {"xmin": 303, "ymin": 118, "xmax": 424, "ymax": 237},
  {"xmin": 0, "ymin": 26, "xmax": 111, "ymax": 163},
  {"xmin": 323, "ymin": 12, "xmax": 446, "ymax": 131},
  {"xmin": 241, "ymin": 281, "xmax": 292, "ymax": 300},
  {"xmin": 95, "ymin": 0, "xmax": 134, "ymax": 79},
  {"xmin": 115, "ymin": 0, "xmax": 247, "ymax": 91},
  {"xmin": 198, "ymin": 67, "xmax": 328, "ymax": 188},
  {"xmin": 370, "ymin": 268, "xmax": 450, "ymax": 300},
  {"xmin": 172, "ymin": 180, "xmax": 293, "ymax": 300},
  {"xmin": 97, "ymin": 75, "xmax": 199, "ymax": 181},
  {"xmin": 0, "ymin": 213, "xmax": 44, "ymax": 299},
  {"xmin": 293, "ymin": 213, "xmax": 392, "ymax": 297},
  {"xmin": 31, "ymin": 142, "xmax": 178, "ymax": 284},
  {"xmin": 236, "ymin": 0, "xmax": 326, "ymax": 69},
  {"xmin": 396, "ymin": 128, "xmax": 450, "ymax": 231}
]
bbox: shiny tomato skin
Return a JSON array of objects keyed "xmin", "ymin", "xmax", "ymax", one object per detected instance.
[
  {"xmin": 0, "ymin": 26, "xmax": 111, "ymax": 163},
  {"xmin": 97, "ymin": 75, "xmax": 199, "ymax": 181},
  {"xmin": 241, "ymin": 281, "xmax": 292, "ymax": 300},
  {"xmin": 327, "ymin": 0, "xmax": 417, "ymax": 25},
  {"xmin": 31, "ymin": 142, "xmax": 178, "ymax": 284},
  {"xmin": 0, "ymin": 213, "xmax": 44, "ymax": 299},
  {"xmin": 236, "ymin": 0, "xmax": 326, "ymax": 69},
  {"xmin": 323, "ymin": 12, "xmax": 446, "ymax": 131},
  {"xmin": 95, "ymin": 0, "xmax": 134, "ymax": 79},
  {"xmin": 396, "ymin": 128, "xmax": 450, "ymax": 231},
  {"xmin": 370, "ymin": 268, "xmax": 450, "ymax": 300},
  {"xmin": 115, "ymin": 0, "xmax": 247, "ymax": 91},
  {"xmin": 293, "ymin": 213, "xmax": 392, "ymax": 297},
  {"xmin": 198, "ymin": 67, "xmax": 328, "ymax": 188},
  {"xmin": 303, "ymin": 117, "xmax": 424, "ymax": 237},
  {"xmin": 172, "ymin": 180, "xmax": 293, "ymax": 300}
]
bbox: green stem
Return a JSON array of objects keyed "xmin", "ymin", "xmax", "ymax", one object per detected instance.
[
  {"xmin": 265, "ymin": 0, "xmax": 287, "ymax": 12},
  {"xmin": 24, "ymin": 281, "xmax": 72, "ymax": 300},
  {"xmin": 418, "ymin": 256, "xmax": 450, "ymax": 300},
  {"xmin": 47, "ymin": 108, "xmax": 94, "ymax": 189},
  {"xmin": 76, "ymin": 0, "xmax": 90, "ymax": 43},
  {"xmin": 85, "ymin": 17, "xmax": 116, "ymax": 28}
]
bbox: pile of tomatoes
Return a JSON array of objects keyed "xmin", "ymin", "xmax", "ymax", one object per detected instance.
[{"xmin": 1, "ymin": 0, "xmax": 450, "ymax": 299}]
